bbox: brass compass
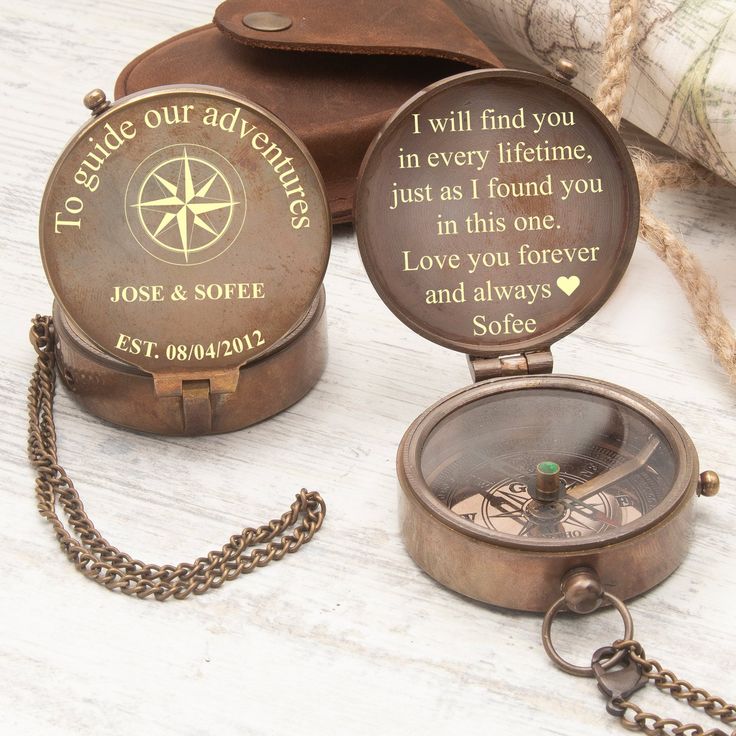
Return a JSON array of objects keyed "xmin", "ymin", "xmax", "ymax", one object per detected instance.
[
  {"xmin": 38, "ymin": 85, "xmax": 331, "ymax": 435},
  {"xmin": 27, "ymin": 85, "xmax": 331, "ymax": 601},
  {"xmin": 398, "ymin": 375, "xmax": 703, "ymax": 612},
  {"xmin": 355, "ymin": 65, "xmax": 729, "ymax": 731}
]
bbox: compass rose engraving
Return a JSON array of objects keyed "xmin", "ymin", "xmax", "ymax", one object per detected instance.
[{"xmin": 126, "ymin": 145, "xmax": 246, "ymax": 266}]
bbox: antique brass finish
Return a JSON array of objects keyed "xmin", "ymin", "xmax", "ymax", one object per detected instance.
[
  {"xmin": 697, "ymin": 469, "xmax": 720, "ymax": 497},
  {"xmin": 536, "ymin": 461, "xmax": 561, "ymax": 493},
  {"xmin": 83, "ymin": 88, "xmax": 111, "ymax": 116},
  {"xmin": 542, "ymin": 590, "xmax": 634, "ymax": 676},
  {"xmin": 29, "ymin": 315, "xmax": 326, "ymax": 599},
  {"xmin": 32, "ymin": 82, "xmax": 334, "ymax": 597},
  {"xmin": 354, "ymin": 75, "xmax": 722, "ymax": 725},
  {"xmin": 40, "ymin": 84, "xmax": 331, "ymax": 434},
  {"xmin": 591, "ymin": 645, "xmax": 647, "ymax": 715},
  {"xmin": 356, "ymin": 69, "xmax": 639, "ymax": 359},
  {"xmin": 243, "ymin": 11, "xmax": 293, "ymax": 32},
  {"xmin": 560, "ymin": 567, "xmax": 605, "ymax": 614},
  {"xmin": 401, "ymin": 376, "xmax": 698, "ymax": 552},
  {"xmin": 553, "ymin": 58, "xmax": 579, "ymax": 84},
  {"xmin": 397, "ymin": 375, "xmax": 699, "ymax": 612},
  {"xmin": 354, "ymin": 63, "xmax": 726, "ymax": 736},
  {"xmin": 594, "ymin": 639, "xmax": 736, "ymax": 733},
  {"xmin": 531, "ymin": 461, "xmax": 565, "ymax": 503},
  {"xmin": 41, "ymin": 85, "xmax": 330, "ymax": 379},
  {"xmin": 468, "ymin": 349, "xmax": 553, "ymax": 382},
  {"xmin": 354, "ymin": 69, "xmax": 710, "ymax": 612},
  {"xmin": 52, "ymin": 288, "xmax": 327, "ymax": 435}
]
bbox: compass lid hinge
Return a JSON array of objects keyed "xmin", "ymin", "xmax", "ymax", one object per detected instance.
[{"xmin": 467, "ymin": 348, "xmax": 553, "ymax": 382}]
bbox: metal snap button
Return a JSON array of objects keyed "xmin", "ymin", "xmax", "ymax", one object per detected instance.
[{"xmin": 243, "ymin": 11, "xmax": 293, "ymax": 32}]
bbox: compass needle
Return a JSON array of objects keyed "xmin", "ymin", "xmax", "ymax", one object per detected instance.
[
  {"xmin": 412, "ymin": 383, "xmax": 688, "ymax": 563},
  {"xmin": 566, "ymin": 436, "xmax": 661, "ymax": 502}
]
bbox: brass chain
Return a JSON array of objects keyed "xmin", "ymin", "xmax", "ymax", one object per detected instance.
[
  {"xmin": 27, "ymin": 314, "xmax": 326, "ymax": 601},
  {"xmin": 608, "ymin": 639, "xmax": 736, "ymax": 736}
]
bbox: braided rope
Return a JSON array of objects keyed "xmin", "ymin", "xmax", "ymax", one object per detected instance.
[
  {"xmin": 593, "ymin": 0, "xmax": 640, "ymax": 127},
  {"xmin": 594, "ymin": 0, "xmax": 736, "ymax": 383}
]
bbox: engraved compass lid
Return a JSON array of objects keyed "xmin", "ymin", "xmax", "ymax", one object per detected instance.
[
  {"xmin": 355, "ymin": 69, "xmax": 640, "ymax": 358},
  {"xmin": 40, "ymin": 85, "xmax": 330, "ymax": 384}
]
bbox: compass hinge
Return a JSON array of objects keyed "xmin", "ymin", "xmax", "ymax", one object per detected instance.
[{"xmin": 467, "ymin": 349, "xmax": 553, "ymax": 382}]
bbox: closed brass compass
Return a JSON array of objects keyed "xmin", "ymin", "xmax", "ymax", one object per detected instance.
[
  {"xmin": 39, "ymin": 85, "xmax": 331, "ymax": 434},
  {"xmin": 27, "ymin": 85, "xmax": 331, "ymax": 600},
  {"xmin": 356, "ymin": 66, "xmax": 729, "ymax": 730}
]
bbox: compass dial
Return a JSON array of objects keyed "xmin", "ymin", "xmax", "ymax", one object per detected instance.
[{"xmin": 419, "ymin": 386, "xmax": 681, "ymax": 548}]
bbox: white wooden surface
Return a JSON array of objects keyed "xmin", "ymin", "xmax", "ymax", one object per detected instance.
[{"xmin": 1, "ymin": 2, "xmax": 735, "ymax": 734}]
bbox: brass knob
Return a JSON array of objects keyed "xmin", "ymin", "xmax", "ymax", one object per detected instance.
[
  {"xmin": 697, "ymin": 470, "xmax": 720, "ymax": 497},
  {"xmin": 561, "ymin": 568, "xmax": 604, "ymax": 614},
  {"xmin": 553, "ymin": 58, "xmax": 578, "ymax": 84},
  {"xmin": 83, "ymin": 89, "xmax": 110, "ymax": 116}
]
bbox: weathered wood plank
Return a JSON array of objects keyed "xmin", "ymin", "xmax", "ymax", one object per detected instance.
[{"xmin": 1, "ymin": 3, "xmax": 734, "ymax": 734}]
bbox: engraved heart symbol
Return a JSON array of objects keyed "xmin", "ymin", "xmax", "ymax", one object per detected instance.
[{"xmin": 557, "ymin": 275, "xmax": 581, "ymax": 296}]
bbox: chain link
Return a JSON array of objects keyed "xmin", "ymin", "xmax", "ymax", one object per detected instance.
[
  {"xmin": 27, "ymin": 315, "xmax": 326, "ymax": 600},
  {"xmin": 608, "ymin": 639, "xmax": 735, "ymax": 736}
]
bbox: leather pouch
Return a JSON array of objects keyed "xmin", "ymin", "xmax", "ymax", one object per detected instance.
[{"xmin": 115, "ymin": 0, "xmax": 502, "ymax": 223}]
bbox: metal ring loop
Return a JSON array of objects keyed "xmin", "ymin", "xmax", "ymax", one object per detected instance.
[{"xmin": 541, "ymin": 592, "xmax": 634, "ymax": 677}]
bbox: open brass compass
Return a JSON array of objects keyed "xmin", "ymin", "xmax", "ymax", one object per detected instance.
[{"xmin": 356, "ymin": 66, "xmax": 731, "ymax": 732}]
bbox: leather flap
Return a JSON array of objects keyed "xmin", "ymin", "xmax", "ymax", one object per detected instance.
[{"xmin": 214, "ymin": 0, "xmax": 501, "ymax": 68}]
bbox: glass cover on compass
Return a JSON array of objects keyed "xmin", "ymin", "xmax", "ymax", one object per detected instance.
[{"xmin": 419, "ymin": 387, "xmax": 680, "ymax": 547}]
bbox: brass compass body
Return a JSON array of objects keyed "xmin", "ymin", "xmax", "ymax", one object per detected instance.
[
  {"xmin": 355, "ymin": 68, "xmax": 719, "ymax": 612},
  {"xmin": 398, "ymin": 375, "xmax": 699, "ymax": 611},
  {"xmin": 38, "ymin": 85, "xmax": 331, "ymax": 435}
]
